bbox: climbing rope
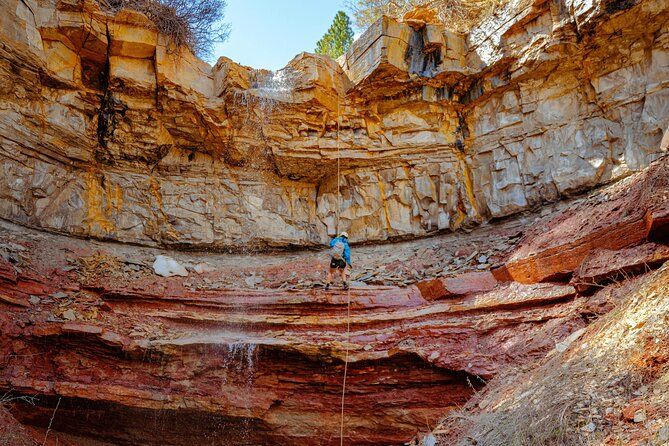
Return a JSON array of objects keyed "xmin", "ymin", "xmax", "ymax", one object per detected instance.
[
  {"xmin": 336, "ymin": 95, "xmax": 341, "ymax": 235},
  {"xmin": 335, "ymin": 85, "xmax": 350, "ymax": 446},
  {"xmin": 340, "ymin": 288, "xmax": 351, "ymax": 446}
]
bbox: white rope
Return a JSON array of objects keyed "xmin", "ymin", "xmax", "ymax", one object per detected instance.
[
  {"xmin": 335, "ymin": 85, "xmax": 349, "ymax": 446},
  {"xmin": 339, "ymin": 288, "xmax": 351, "ymax": 446},
  {"xmin": 42, "ymin": 396, "xmax": 61, "ymax": 446},
  {"xmin": 336, "ymin": 95, "xmax": 341, "ymax": 235}
]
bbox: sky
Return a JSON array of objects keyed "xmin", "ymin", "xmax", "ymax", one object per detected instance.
[{"xmin": 212, "ymin": 0, "xmax": 352, "ymax": 71}]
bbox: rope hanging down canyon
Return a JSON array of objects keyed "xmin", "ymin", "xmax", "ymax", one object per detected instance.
[
  {"xmin": 336, "ymin": 92, "xmax": 341, "ymax": 235},
  {"xmin": 340, "ymin": 288, "xmax": 351, "ymax": 446},
  {"xmin": 336, "ymin": 90, "xmax": 351, "ymax": 446}
]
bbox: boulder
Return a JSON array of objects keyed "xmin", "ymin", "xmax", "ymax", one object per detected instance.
[
  {"xmin": 417, "ymin": 271, "xmax": 498, "ymax": 301},
  {"xmin": 153, "ymin": 255, "xmax": 188, "ymax": 277}
]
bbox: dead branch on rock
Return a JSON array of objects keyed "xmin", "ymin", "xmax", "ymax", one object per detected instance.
[
  {"xmin": 348, "ymin": 0, "xmax": 507, "ymax": 32},
  {"xmin": 41, "ymin": 397, "xmax": 61, "ymax": 446},
  {"xmin": 98, "ymin": 0, "xmax": 230, "ymax": 58},
  {"xmin": 0, "ymin": 391, "xmax": 37, "ymax": 407}
]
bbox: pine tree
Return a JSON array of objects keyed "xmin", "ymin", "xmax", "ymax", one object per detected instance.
[{"xmin": 315, "ymin": 11, "xmax": 355, "ymax": 59}]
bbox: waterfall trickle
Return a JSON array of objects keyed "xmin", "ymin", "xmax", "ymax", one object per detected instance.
[
  {"xmin": 253, "ymin": 68, "xmax": 298, "ymax": 101},
  {"xmin": 221, "ymin": 342, "xmax": 258, "ymax": 386},
  {"xmin": 219, "ymin": 341, "xmax": 259, "ymax": 442},
  {"xmin": 231, "ymin": 66, "xmax": 298, "ymax": 129},
  {"xmin": 229, "ymin": 66, "xmax": 298, "ymax": 254}
]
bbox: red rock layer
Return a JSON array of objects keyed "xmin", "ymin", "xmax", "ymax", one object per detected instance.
[
  {"xmin": 492, "ymin": 157, "xmax": 669, "ymax": 284},
  {"xmin": 0, "ymin": 253, "xmax": 575, "ymax": 445},
  {"xmin": 0, "ymin": 157, "xmax": 667, "ymax": 445},
  {"xmin": 0, "ymin": 407, "xmax": 37, "ymax": 446}
]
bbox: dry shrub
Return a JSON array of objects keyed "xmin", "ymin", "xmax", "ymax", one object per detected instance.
[
  {"xmin": 348, "ymin": 0, "xmax": 506, "ymax": 32},
  {"xmin": 77, "ymin": 251, "xmax": 123, "ymax": 282},
  {"xmin": 98, "ymin": 0, "xmax": 230, "ymax": 58},
  {"xmin": 0, "ymin": 393, "xmax": 37, "ymax": 446},
  {"xmin": 436, "ymin": 265, "xmax": 669, "ymax": 446}
]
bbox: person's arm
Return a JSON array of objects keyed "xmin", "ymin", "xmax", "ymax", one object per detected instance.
[
  {"xmin": 344, "ymin": 243, "xmax": 351, "ymax": 266},
  {"xmin": 329, "ymin": 238, "xmax": 335, "ymax": 248}
]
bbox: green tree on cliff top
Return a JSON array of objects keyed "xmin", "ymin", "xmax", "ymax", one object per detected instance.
[{"xmin": 316, "ymin": 11, "xmax": 355, "ymax": 59}]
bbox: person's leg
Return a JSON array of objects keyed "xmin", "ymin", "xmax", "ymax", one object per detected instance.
[{"xmin": 326, "ymin": 266, "xmax": 334, "ymax": 289}]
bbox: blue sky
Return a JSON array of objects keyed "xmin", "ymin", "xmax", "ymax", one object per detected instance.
[{"xmin": 212, "ymin": 0, "xmax": 351, "ymax": 70}]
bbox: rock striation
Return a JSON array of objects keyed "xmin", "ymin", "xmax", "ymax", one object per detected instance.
[
  {"xmin": 1, "ymin": 155, "xmax": 667, "ymax": 445},
  {"xmin": 1, "ymin": 0, "xmax": 669, "ymax": 444},
  {"xmin": 434, "ymin": 262, "xmax": 669, "ymax": 446},
  {"xmin": 0, "ymin": 0, "xmax": 667, "ymax": 249}
]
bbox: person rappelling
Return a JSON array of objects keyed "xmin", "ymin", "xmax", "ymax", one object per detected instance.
[{"xmin": 325, "ymin": 231, "xmax": 351, "ymax": 290}]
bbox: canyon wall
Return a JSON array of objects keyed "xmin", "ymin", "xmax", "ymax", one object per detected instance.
[
  {"xmin": 0, "ymin": 0, "xmax": 666, "ymax": 250},
  {"xmin": 1, "ymin": 2, "xmax": 669, "ymax": 443},
  {"xmin": 1, "ymin": 149, "xmax": 667, "ymax": 445}
]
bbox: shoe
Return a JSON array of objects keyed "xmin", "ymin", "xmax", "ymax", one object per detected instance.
[
  {"xmin": 325, "ymin": 283, "xmax": 330, "ymax": 290},
  {"xmin": 342, "ymin": 282, "xmax": 349, "ymax": 290}
]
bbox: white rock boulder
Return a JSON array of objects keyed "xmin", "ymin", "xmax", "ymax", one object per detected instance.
[{"xmin": 153, "ymin": 255, "xmax": 189, "ymax": 278}]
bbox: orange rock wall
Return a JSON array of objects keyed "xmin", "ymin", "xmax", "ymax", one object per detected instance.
[{"xmin": 0, "ymin": 0, "xmax": 666, "ymax": 249}]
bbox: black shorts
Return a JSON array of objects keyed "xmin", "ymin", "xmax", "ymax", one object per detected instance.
[{"xmin": 330, "ymin": 258, "xmax": 347, "ymax": 269}]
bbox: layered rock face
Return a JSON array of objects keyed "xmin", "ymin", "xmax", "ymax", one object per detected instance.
[
  {"xmin": 0, "ymin": 155, "xmax": 667, "ymax": 445},
  {"xmin": 0, "ymin": 0, "xmax": 666, "ymax": 249},
  {"xmin": 1, "ymin": 0, "xmax": 669, "ymax": 445},
  {"xmin": 435, "ymin": 264, "xmax": 669, "ymax": 446}
]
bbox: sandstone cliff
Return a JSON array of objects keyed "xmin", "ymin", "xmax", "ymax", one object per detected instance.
[
  {"xmin": 0, "ymin": 0, "xmax": 666, "ymax": 249},
  {"xmin": 1, "ymin": 0, "xmax": 669, "ymax": 445}
]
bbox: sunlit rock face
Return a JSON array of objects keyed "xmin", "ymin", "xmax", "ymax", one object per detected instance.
[
  {"xmin": 0, "ymin": 0, "xmax": 667, "ymax": 250},
  {"xmin": 0, "ymin": 1, "xmax": 668, "ymax": 442}
]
